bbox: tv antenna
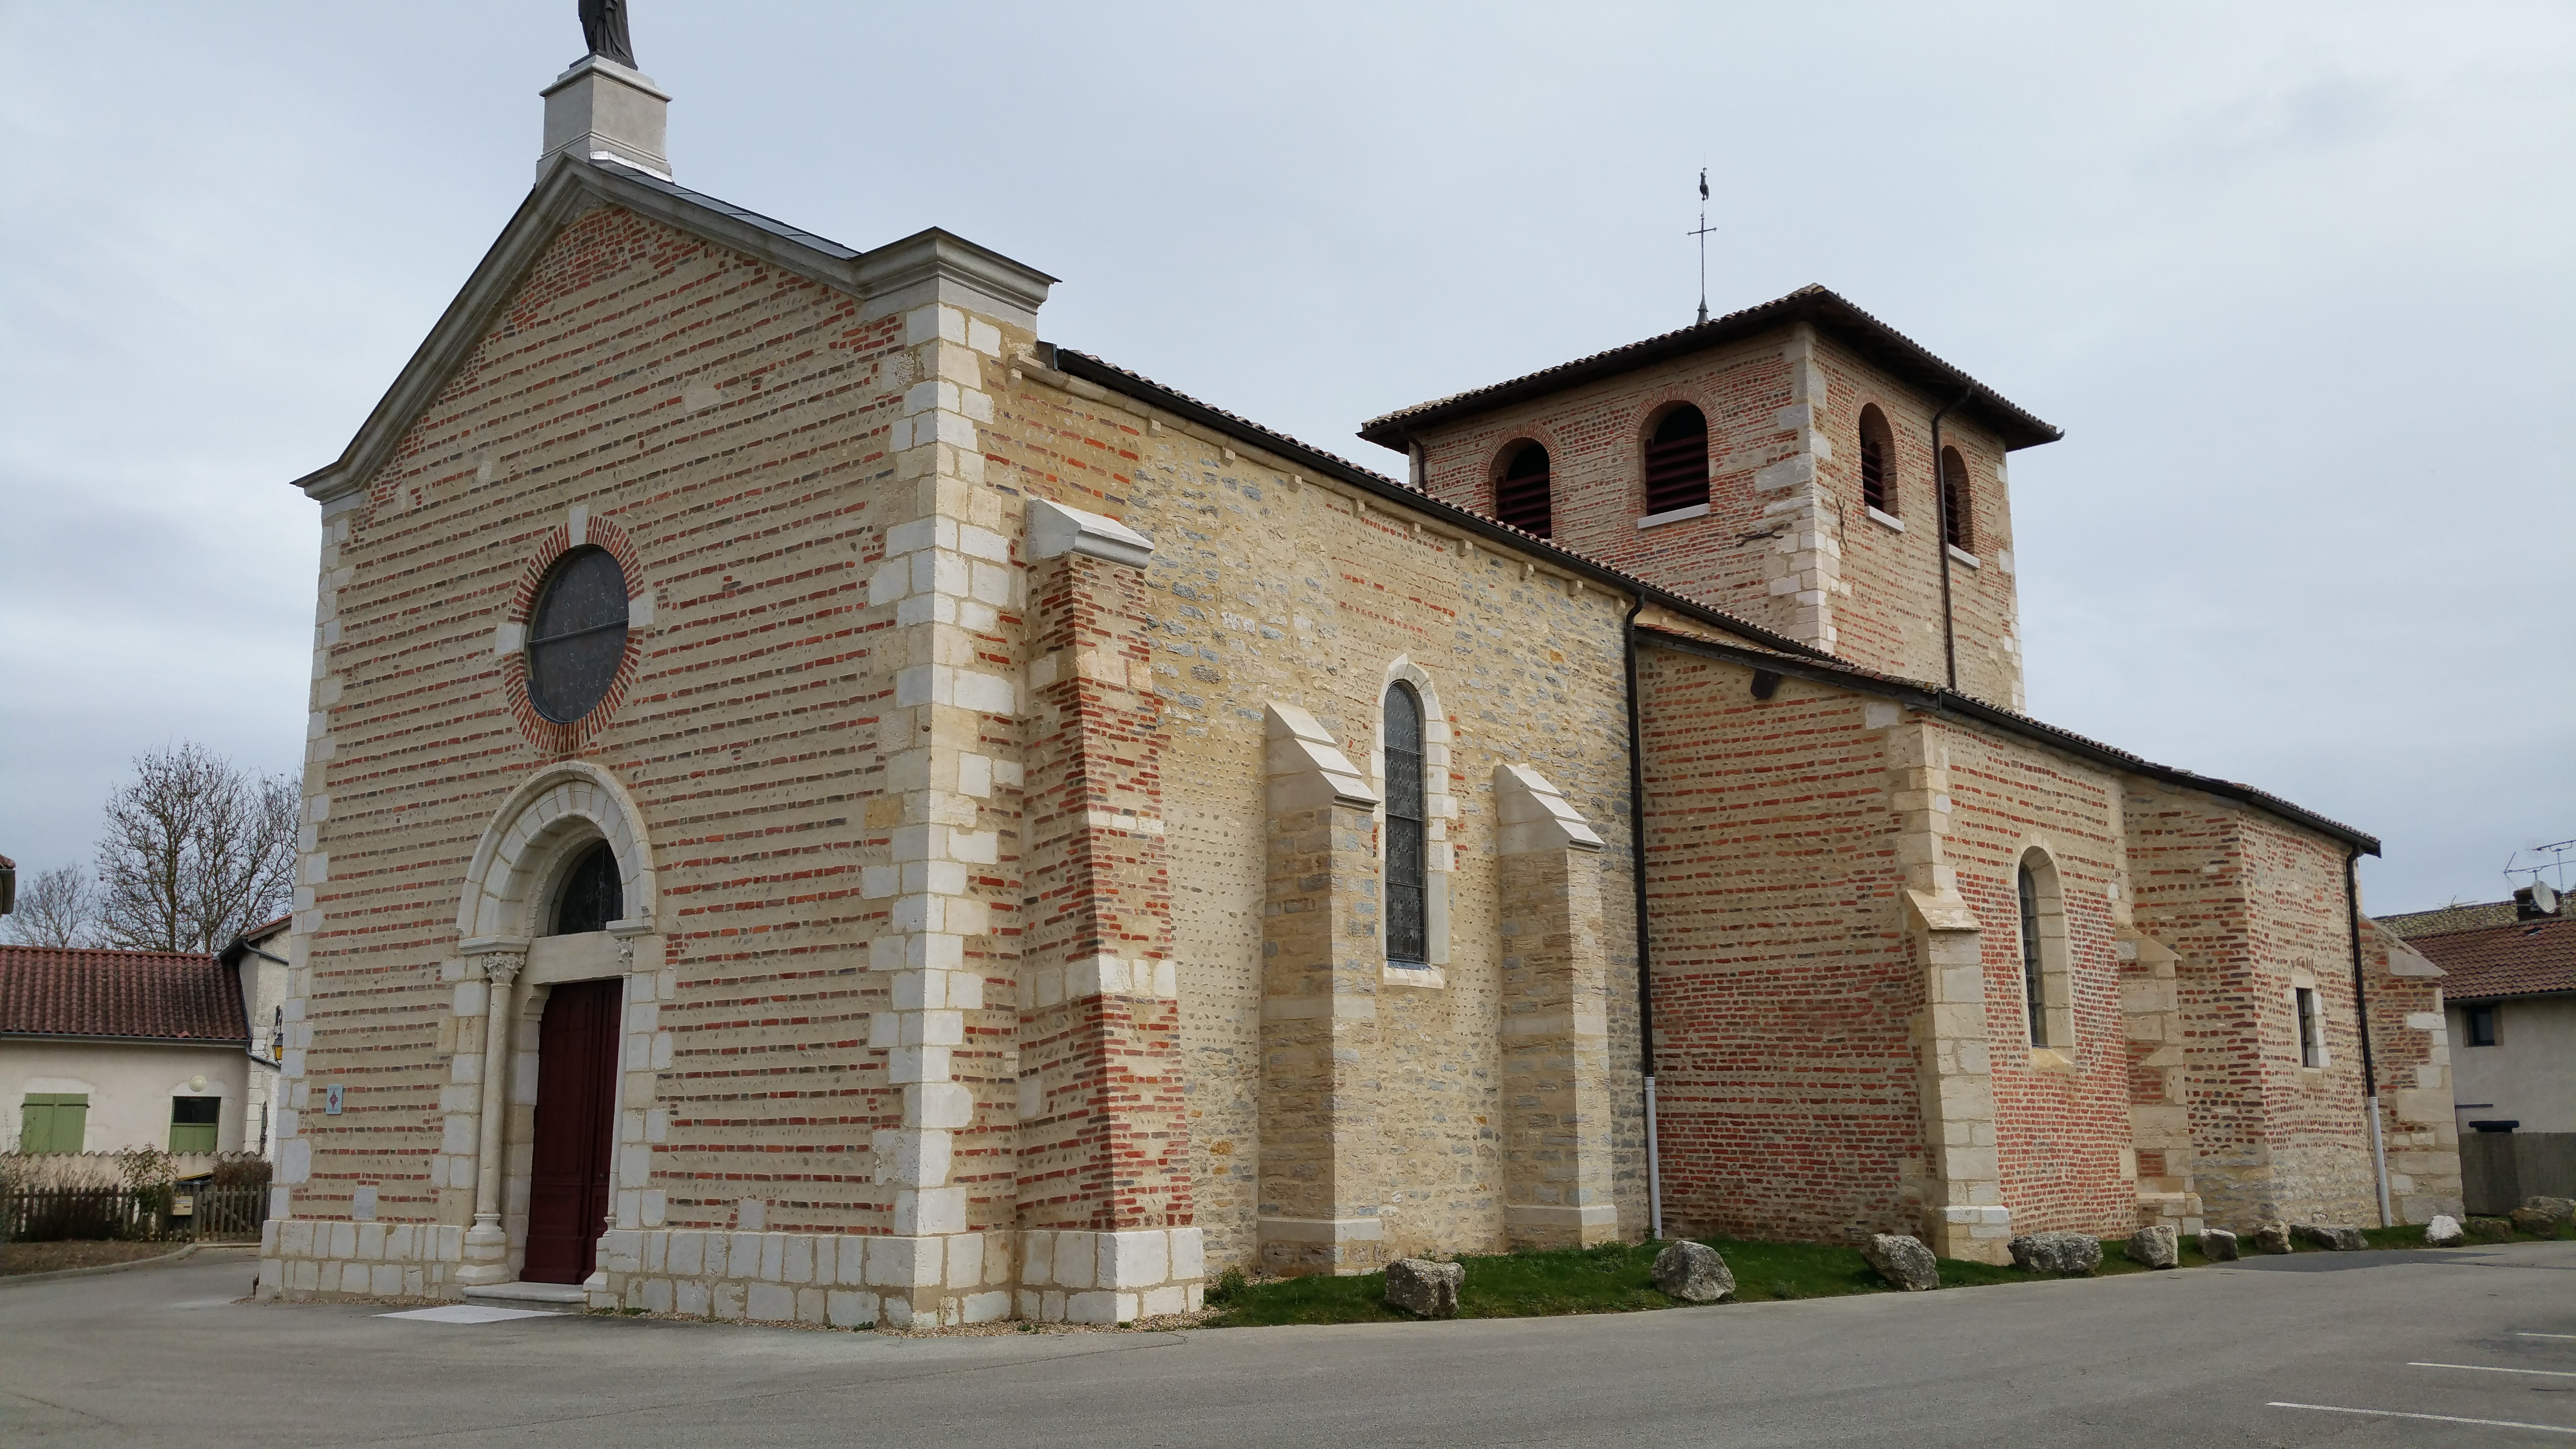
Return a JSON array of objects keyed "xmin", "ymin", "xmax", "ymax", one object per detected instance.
[
  {"xmin": 2507, "ymin": 838, "xmax": 2575, "ymax": 893},
  {"xmin": 1688, "ymin": 167, "xmax": 1713, "ymax": 326}
]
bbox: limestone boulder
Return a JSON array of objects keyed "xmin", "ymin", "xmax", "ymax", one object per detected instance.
[
  {"xmin": 2198, "ymin": 1228, "xmax": 2239, "ymax": 1261},
  {"xmin": 2510, "ymin": 1207, "xmax": 2560, "ymax": 1237},
  {"xmin": 2008, "ymin": 1232, "xmax": 2102, "ymax": 1276},
  {"xmin": 1861, "ymin": 1234, "xmax": 1940, "ymax": 1292},
  {"xmin": 2524, "ymin": 1196, "xmax": 2576, "ymax": 1225},
  {"xmin": 2467, "ymin": 1215, "xmax": 2515, "ymax": 1240},
  {"xmin": 1384, "ymin": 1257, "xmax": 1464, "ymax": 1318},
  {"xmin": 1651, "ymin": 1240, "xmax": 1735, "ymax": 1303},
  {"xmin": 2123, "ymin": 1225, "xmax": 2179, "ymax": 1270},
  {"xmin": 2424, "ymin": 1214, "xmax": 2465, "ymax": 1247},
  {"xmin": 2253, "ymin": 1221, "xmax": 2292, "ymax": 1254},
  {"xmin": 2292, "ymin": 1223, "xmax": 2367, "ymax": 1252}
]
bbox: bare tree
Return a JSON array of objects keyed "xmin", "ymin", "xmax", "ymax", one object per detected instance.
[
  {"xmin": 94, "ymin": 744, "xmax": 302, "ymax": 954},
  {"xmin": 2, "ymin": 865, "xmax": 103, "ymax": 948}
]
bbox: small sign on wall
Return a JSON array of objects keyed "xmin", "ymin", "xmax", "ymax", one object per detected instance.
[{"xmin": 325, "ymin": 1084, "xmax": 345, "ymax": 1115}]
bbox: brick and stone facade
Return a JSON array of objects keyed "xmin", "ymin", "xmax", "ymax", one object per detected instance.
[{"xmin": 256, "ymin": 99, "xmax": 2446, "ymax": 1320}]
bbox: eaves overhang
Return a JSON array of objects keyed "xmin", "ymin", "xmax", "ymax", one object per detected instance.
[
  {"xmin": 1637, "ymin": 627, "xmax": 2382, "ymax": 857},
  {"xmin": 288, "ymin": 157, "xmax": 1057, "ymax": 506},
  {"xmin": 1358, "ymin": 284, "xmax": 2064, "ymax": 453}
]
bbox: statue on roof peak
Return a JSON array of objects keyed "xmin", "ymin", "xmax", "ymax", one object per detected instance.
[{"xmin": 580, "ymin": 0, "xmax": 636, "ymax": 67}]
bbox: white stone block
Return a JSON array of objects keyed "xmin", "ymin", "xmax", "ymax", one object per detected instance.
[
  {"xmin": 868, "ymin": 1235, "xmax": 943, "ymax": 1288},
  {"xmin": 1169, "ymin": 1227, "xmax": 1205, "ymax": 1282},
  {"xmin": 828, "ymin": 1289, "xmax": 877, "ymax": 1328},
  {"xmin": 963, "ymin": 1290, "xmax": 1009, "ymax": 1323},
  {"xmin": 675, "ymin": 1279, "xmax": 711, "ymax": 1316},
  {"xmin": 339, "ymin": 1262, "xmax": 368, "ymax": 1295},
  {"xmin": 747, "ymin": 1283, "xmax": 795, "ymax": 1322},
  {"xmin": 1022, "ymin": 1230, "xmax": 1055, "ymax": 1286},
  {"xmin": 667, "ymin": 1230, "xmax": 705, "ymax": 1276},
  {"xmin": 783, "ymin": 1234, "xmax": 814, "ymax": 1285},
  {"xmin": 759, "ymin": 1233, "xmax": 786, "ymax": 1281},
  {"xmin": 1052, "ymin": 1231, "xmax": 1095, "ymax": 1289},
  {"xmin": 328, "ymin": 1222, "xmax": 357, "ymax": 1259},
  {"xmin": 1065, "ymin": 1289, "xmax": 1122, "ymax": 1325},
  {"xmin": 947, "ymin": 1232, "xmax": 983, "ymax": 1288},
  {"xmin": 370, "ymin": 1264, "xmax": 401, "ymax": 1297},
  {"xmin": 904, "ymin": 1081, "xmax": 976, "ymax": 1130},
  {"xmin": 894, "ymin": 1185, "xmax": 966, "ymax": 1236},
  {"xmin": 1101, "ymin": 1229, "xmax": 1167, "ymax": 1288},
  {"xmin": 643, "ymin": 1278, "xmax": 675, "ymax": 1314},
  {"xmin": 1141, "ymin": 1285, "xmax": 1185, "ymax": 1318}
]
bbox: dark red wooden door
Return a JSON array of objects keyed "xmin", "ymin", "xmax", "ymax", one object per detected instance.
[{"xmin": 523, "ymin": 978, "xmax": 621, "ymax": 1285}]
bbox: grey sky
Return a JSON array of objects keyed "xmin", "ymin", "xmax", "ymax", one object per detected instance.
[{"xmin": 1, "ymin": 1, "xmax": 2568, "ymax": 913}]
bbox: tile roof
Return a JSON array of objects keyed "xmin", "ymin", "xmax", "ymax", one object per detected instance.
[
  {"xmin": 0, "ymin": 946, "xmax": 249, "ymax": 1043},
  {"xmin": 1045, "ymin": 345, "xmax": 2380, "ymax": 857},
  {"xmin": 2376, "ymin": 899, "xmax": 2530, "ymax": 939},
  {"xmin": 2409, "ymin": 917, "xmax": 2576, "ymax": 1001},
  {"xmin": 1357, "ymin": 285, "xmax": 2063, "ymax": 452}
]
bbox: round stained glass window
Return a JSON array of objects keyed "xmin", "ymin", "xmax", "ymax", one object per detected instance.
[{"xmin": 526, "ymin": 546, "xmax": 629, "ymax": 723}]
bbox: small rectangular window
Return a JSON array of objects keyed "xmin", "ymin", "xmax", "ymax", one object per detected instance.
[
  {"xmin": 2466, "ymin": 1005, "xmax": 2498, "ymax": 1047},
  {"xmin": 170, "ymin": 1095, "xmax": 221, "ymax": 1154},
  {"xmin": 2295, "ymin": 988, "xmax": 2320, "ymax": 1067}
]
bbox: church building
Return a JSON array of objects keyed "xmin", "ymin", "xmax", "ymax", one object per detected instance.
[{"xmin": 258, "ymin": 28, "xmax": 2462, "ymax": 1326}]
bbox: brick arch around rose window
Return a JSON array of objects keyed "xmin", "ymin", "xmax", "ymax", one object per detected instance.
[
  {"xmin": 500, "ymin": 507, "xmax": 649, "ymax": 756},
  {"xmin": 455, "ymin": 760, "xmax": 658, "ymax": 943},
  {"xmin": 1369, "ymin": 654, "xmax": 1455, "ymax": 974}
]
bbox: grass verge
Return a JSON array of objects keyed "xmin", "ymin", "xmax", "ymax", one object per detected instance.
[{"xmin": 1203, "ymin": 1219, "xmax": 2571, "ymax": 1328}]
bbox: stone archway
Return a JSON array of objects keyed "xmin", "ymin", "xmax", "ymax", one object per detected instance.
[{"xmin": 455, "ymin": 761, "xmax": 656, "ymax": 944}]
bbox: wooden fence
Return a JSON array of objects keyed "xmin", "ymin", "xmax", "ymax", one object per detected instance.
[
  {"xmin": 2460, "ymin": 1132, "xmax": 2576, "ymax": 1215},
  {"xmin": 1, "ymin": 1184, "xmax": 269, "ymax": 1243}
]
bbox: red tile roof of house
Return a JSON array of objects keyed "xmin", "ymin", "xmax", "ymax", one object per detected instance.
[
  {"xmin": 2409, "ymin": 917, "xmax": 2576, "ymax": 1002},
  {"xmin": 0, "ymin": 945, "xmax": 249, "ymax": 1043}
]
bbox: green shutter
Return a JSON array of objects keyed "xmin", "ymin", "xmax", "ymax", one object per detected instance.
[{"xmin": 19, "ymin": 1094, "xmax": 88, "ymax": 1154}]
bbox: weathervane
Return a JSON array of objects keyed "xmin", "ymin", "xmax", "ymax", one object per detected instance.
[{"xmin": 1688, "ymin": 167, "xmax": 1714, "ymax": 326}]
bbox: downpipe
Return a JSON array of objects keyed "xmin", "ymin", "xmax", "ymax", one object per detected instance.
[
  {"xmin": 1625, "ymin": 595, "xmax": 1663, "ymax": 1241},
  {"xmin": 2347, "ymin": 850, "xmax": 2394, "ymax": 1227}
]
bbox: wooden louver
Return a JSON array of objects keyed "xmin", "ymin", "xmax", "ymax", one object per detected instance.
[
  {"xmin": 1496, "ymin": 443, "xmax": 1552, "ymax": 537},
  {"xmin": 1642, "ymin": 405, "xmax": 1710, "ymax": 517},
  {"xmin": 1860, "ymin": 437, "xmax": 1888, "ymax": 513},
  {"xmin": 1940, "ymin": 448, "xmax": 1972, "ymax": 551}
]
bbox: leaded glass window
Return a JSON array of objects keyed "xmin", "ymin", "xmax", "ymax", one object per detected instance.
[
  {"xmin": 526, "ymin": 546, "xmax": 629, "ymax": 723},
  {"xmin": 2019, "ymin": 863, "xmax": 2046, "ymax": 1046},
  {"xmin": 1384, "ymin": 682, "xmax": 1427, "ymax": 965},
  {"xmin": 553, "ymin": 840, "xmax": 623, "ymax": 935}
]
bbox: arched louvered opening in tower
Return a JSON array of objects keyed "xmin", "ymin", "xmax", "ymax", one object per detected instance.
[
  {"xmin": 1858, "ymin": 404, "xmax": 1895, "ymax": 515},
  {"xmin": 1495, "ymin": 441, "xmax": 1553, "ymax": 537},
  {"xmin": 1642, "ymin": 404, "xmax": 1710, "ymax": 517},
  {"xmin": 1940, "ymin": 446, "xmax": 1973, "ymax": 551}
]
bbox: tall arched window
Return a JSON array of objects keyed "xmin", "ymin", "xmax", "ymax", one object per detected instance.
[
  {"xmin": 1383, "ymin": 681, "xmax": 1428, "ymax": 964},
  {"xmin": 1940, "ymin": 447, "xmax": 1973, "ymax": 551},
  {"xmin": 552, "ymin": 840, "xmax": 622, "ymax": 935},
  {"xmin": 1642, "ymin": 404, "xmax": 1710, "ymax": 516},
  {"xmin": 2018, "ymin": 862, "xmax": 2047, "ymax": 1046},
  {"xmin": 1496, "ymin": 442, "xmax": 1552, "ymax": 538},
  {"xmin": 1858, "ymin": 404, "xmax": 1895, "ymax": 516}
]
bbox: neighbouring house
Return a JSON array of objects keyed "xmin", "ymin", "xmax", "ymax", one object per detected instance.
[
  {"xmin": 255, "ymin": 24, "xmax": 2452, "ymax": 1324},
  {"xmin": 3, "ymin": 945, "xmax": 258, "ymax": 1158},
  {"xmin": 223, "ymin": 916, "xmax": 294, "ymax": 1159},
  {"xmin": 2386, "ymin": 887, "xmax": 2576, "ymax": 1135}
]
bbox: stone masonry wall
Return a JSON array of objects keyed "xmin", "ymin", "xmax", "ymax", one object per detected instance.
[{"xmin": 988, "ymin": 361, "xmax": 1652, "ymax": 1271}]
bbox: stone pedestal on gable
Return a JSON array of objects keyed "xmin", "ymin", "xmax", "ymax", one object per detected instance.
[
  {"xmin": 1494, "ymin": 765, "xmax": 1620, "ymax": 1248},
  {"xmin": 1257, "ymin": 704, "xmax": 1389, "ymax": 1275}
]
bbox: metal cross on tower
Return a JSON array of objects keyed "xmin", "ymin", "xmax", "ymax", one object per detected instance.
[{"xmin": 1688, "ymin": 168, "xmax": 1715, "ymax": 326}]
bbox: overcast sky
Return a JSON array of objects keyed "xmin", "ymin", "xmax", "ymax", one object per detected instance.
[{"xmin": 1, "ymin": 1, "xmax": 2568, "ymax": 914}]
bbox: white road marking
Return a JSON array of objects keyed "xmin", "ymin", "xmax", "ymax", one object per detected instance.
[
  {"xmin": 377, "ymin": 1304, "xmax": 558, "ymax": 1324},
  {"xmin": 2412, "ymin": 1362, "xmax": 2576, "ymax": 1379},
  {"xmin": 2269, "ymin": 1403, "xmax": 2576, "ymax": 1435},
  {"xmin": 2526, "ymin": 1334, "xmax": 2576, "ymax": 1341}
]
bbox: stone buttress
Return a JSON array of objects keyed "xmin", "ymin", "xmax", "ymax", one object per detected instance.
[{"xmin": 1494, "ymin": 764, "xmax": 1620, "ymax": 1247}]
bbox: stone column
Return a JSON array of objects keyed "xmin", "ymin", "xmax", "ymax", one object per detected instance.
[
  {"xmin": 457, "ymin": 943, "xmax": 526, "ymax": 1287},
  {"xmin": 1010, "ymin": 499, "xmax": 1203, "ymax": 1323},
  {"xmin": 1494, "ymin": 765, "xmax": 1619, "ymax": 1248},
  {"xmin": 1884, "ymin": 717, "xmax": 2013, "ymax": 1263},
  {"xmin": 852, "ymin": 245, "xmax": 1052, "ymax": 1327},
  {"xmin": 1257, "ymin": 704, "xmax": 1387, "ymax": 1275}
]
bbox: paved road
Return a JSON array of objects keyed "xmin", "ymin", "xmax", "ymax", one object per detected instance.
[{"xmin": 4, "ymin": 1241, "xmax": 2575, "ymax": 1447}]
